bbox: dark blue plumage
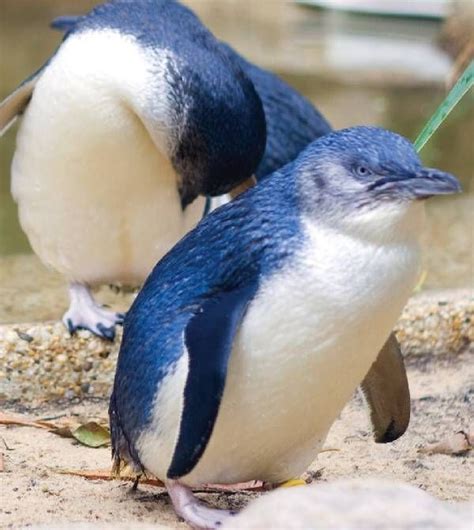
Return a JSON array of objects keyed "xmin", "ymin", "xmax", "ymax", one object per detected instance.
[
  {"xmin": 169, "ymin": 280, "xmax": 259, "ymax": 478},
  {"xmin": 50, "ymin": 15, "xmax": 80, "ymax": 32}
]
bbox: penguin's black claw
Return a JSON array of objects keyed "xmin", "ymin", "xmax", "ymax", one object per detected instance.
[
  {"xmin": 96, "ymin": 323, "xmax": 116, "ymax": 341},
  {"xmin": 116, "ymin": 312, "xmax": 126, "ymax": 325},
  {"xmin": 64, "ymin": 319, "xmax": 119, "ymax": 341},
  {"xmin": 66, "ymin": 318, "xmax": 76, "ymax": 334}
]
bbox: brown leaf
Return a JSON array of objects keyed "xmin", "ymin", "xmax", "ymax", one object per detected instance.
[
  {"xmin": 418, "ymin": 431, "xmax": 472, "ymax": 455},
  {"xmin": 50, "ymin": 426, "xmax": 75, "ymax": 439},
  {"xmin": 202, "ymin": 480, "xmax": 266, "ymax": 492}
]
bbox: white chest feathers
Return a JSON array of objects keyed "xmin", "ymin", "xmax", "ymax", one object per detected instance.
[
  {"xmin": 139, "ymin": 204, "xmax": 424, "ymax": 486},
  {"xmin": 11, "ymin": 29, "xmax": 203, "ymax": 285}
]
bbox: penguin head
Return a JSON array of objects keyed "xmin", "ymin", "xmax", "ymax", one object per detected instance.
[
  {"xmin": 296, "ymin": 126, "xmax": 460, "ymax": 229},
  {"xmin": 169, "ymin": 45, "xmax": 267, "ymax": 207}
]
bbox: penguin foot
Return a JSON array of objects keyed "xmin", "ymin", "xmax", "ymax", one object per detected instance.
[
  {"xmin": 278, "ymin": 478, "xmax": 306, "ymax": 488},
  {"xmin": 166, "ymin": 480, "xmax": 236, "ymax": 529},
  {"xmin": 63, "ymin": 282, "xmax": 125, "ymax": 341}
]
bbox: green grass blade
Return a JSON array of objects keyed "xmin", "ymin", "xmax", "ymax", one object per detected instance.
[{"xmin": 414, "ymin": 61, "xmax": 474, "ymax": 152}]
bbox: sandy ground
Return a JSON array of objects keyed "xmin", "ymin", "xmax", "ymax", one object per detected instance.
[{"xmin": 1, "ymin": 350, "xmax": 472, "ymax": 529}]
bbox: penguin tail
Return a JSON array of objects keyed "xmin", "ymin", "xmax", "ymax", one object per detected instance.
[{"xmin": 109, "ymin": 392, "xmax": 144, "ymax": 476}]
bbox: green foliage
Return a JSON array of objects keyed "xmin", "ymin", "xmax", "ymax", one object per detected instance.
[{"xmin": 414, "ymin": 61, "xmax": 473, "ymax": 152}]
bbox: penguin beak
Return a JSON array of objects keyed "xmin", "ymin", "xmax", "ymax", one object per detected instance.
[
  {"xmin": 370, "ymin": 168, "xmax": 461, "ymax": 200},
  {"xmin": 407, "ymin": 168, "xmax": 462, "ymax": 199}
]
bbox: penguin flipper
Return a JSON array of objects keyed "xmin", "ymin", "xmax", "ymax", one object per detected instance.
[
  {"xmin": 50, "ymin": 15, "xmax": 81, "ymax": 32},
  {"xmin": 360, "ymin": 333, "xmax": 411, "ymax": 443},
  {"xmin": 167, "ymin": 281, "xmax": 259, "ymax": 479},
  {"xmin": 0, "ymin": 70, "xmax": 43, "ymax": 136}
]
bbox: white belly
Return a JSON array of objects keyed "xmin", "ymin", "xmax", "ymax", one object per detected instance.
[
  {"xmin": 138, "ymin": 213, "xmax": 422, "ymax": 485},
  {"xmin": 11, "ymin": 31, "xmax": 204, "ymax": 285}
]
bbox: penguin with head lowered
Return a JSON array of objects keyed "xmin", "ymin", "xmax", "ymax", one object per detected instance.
[
  {"xmin": 110, "ymin": 126, "xmax": 460, "ymax": 528},
  {"xmin": 0, "ymin": 0, "xmax": 266, "ymax": 340},
  {"xmin": 1, "ymin": 0, "xmax": 336, "ymax": 341}
]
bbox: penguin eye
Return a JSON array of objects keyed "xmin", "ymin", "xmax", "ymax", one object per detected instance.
[{"xmin": 354, "ymin": 165, "xmax": 373, "ymax": 178}]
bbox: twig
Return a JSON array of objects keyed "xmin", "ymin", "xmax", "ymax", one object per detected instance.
[{"xmin": 56, "ymin": 468, "xmax": 266, "ymax": 492}]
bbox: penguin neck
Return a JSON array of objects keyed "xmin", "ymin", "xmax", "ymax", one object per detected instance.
[{"xmin": 319, "ymin": 201, "xmax": 425, "ymax": 247}]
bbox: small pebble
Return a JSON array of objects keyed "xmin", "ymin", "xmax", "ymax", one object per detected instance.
[
  {"xmin": 83, "ymin": 361, "xmax": 93, "ymax": 372},
  {"xmin": 16, "ymin": 330, "xmax": 34, "ymax": 343}
]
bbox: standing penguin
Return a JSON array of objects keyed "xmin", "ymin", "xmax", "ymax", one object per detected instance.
[
  {"xmin": 110, "ymin": 126, "xmax": 460, "ymax": 529},
  {"xmin": 0, "ymin": 0, "xmax": 266, "ymax": 339}
]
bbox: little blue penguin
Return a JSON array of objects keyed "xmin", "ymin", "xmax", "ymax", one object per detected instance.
[
  {"xmin": 109, "ymin": 126, "xmax": 461, "ymax": 529},
  {"xmin": 0, "ymin": 0, "xmax": 266, "ymax": 340},
  {"xmin": 51, "ymin": 17, "xmax": 333, "ymax": 183}
]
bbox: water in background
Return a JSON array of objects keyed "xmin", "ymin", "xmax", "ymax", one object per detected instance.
[{"xmin": 0, "ymin": 0, "xmax": 472, "ymax": 323}]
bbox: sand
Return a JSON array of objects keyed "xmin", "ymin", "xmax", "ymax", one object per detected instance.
[
  {"xmin": 1, "ymin": 348, "xmax": 472, "ymax": 529},
  {"xmin": 0, "ymin": 289, "xmax": 472, "ymax": 527}
]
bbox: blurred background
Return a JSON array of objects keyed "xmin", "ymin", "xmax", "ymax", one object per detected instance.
[{"xmin": 0, "ymin": 0, "xmax": 472, "ymax": 323}]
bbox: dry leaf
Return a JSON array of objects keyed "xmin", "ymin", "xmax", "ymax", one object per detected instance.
[
  {"xmin": 71, "ymin": 422, "xmax": 110, "ymax": 448},
  {"xmin": 50, "ymin": 426, "xmax": 75, "ymax": 439},
  {"xmin": 0, "ymin": 413, "xmax": 110, "ymax": 448},
  {"xmin": 204, "ymin": 480, "xmax": 265, "ymax": 492},
  {"xmin": 419, "ymin": 431, "xmax": 472, "ymax": 455},
  {"xmin": 279, "ymin": 479, "xmax": 306, "ymax": 488},
  {"xmin": 58, "ymin": 468, "xmax": 146, "ymax": 483}
]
